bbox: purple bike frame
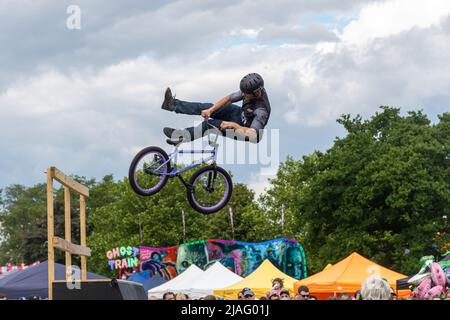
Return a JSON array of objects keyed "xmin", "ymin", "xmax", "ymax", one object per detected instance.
[
  {"xmin": 160, "ymin": 147, "xmax": 217, "ymax": 176},
  {"xmin": 148, "ymin": 119, "xmax": 220, "ymax": 177}
]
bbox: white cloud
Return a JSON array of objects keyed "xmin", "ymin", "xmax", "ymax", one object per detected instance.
[
  {"xmin": 247, "ymin": 171, "xmax": 274, "ymax": 198},
  {"xmin": 1, "ymin": 0, "xmax": 449, "ymax": 189},
  {"xmin": 341, "ymin": 0, "xmax": 450, "ymax": 44},
  {"xmin": 229, "ymin": 28, "xmax": 262, "ymax": 38},
  {"xmin": 281, "ymin": 0, "xmax": 450, "ymax": 127}
]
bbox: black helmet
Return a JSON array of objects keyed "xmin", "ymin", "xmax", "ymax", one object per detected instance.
[{"xmin": 240, "ymin": 73, "xmax": 264, "ymax": 94}]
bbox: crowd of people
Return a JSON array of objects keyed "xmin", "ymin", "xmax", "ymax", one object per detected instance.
[
  {"xmin": 1, "ymin": 275, "xmax": 449, "ymax": 300},
  {"xmin": 151, "ymin": 275, "xmax": 450, "ymax": 301}
]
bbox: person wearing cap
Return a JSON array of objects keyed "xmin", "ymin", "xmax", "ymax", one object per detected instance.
[
  {"xmin": 241, "ymin": 288, "xmax": 256, "ymax": 300},
  {"xmin": 279, "ymin": 289, "xmax": 291, "ymax": 300},
  {"xmin": 161, "ymin": 73, "xmax": 271, "ymax": 144}
]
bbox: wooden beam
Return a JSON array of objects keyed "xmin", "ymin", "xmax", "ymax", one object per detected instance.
[
  {"xmin": 64, "ymin": 187, "xmax": 72, "ymax": 282},
  {"xmin": 53, "ymin": 237, "xmax": 91, "ymax": 257},
  {"xmin": 49, "ymin": 167, "xmax": 89, "ymax": 197},
  {"xmin": 80, "ymin": 194, "xmax": 87, "ymax": 281},
  {"xmin": 47, "ymin": 169, "xmax": 55, "ymax": 300}
]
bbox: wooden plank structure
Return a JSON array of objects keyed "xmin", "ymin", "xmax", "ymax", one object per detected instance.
[{"xmin": 47, "ymin": 167, "xmax": 91, "ymax": 300}]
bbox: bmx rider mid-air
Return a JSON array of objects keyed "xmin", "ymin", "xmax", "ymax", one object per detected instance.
[{"xmin": 161, "ymin": 73, "xmax": 271, "ymax": 144}]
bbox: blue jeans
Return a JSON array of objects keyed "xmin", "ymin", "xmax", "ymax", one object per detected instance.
[{"xmin": 174, "ymin": 99, "xmax": 244, "ymax": 141}]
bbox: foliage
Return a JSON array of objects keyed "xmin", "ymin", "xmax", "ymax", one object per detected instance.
[{"xmin": 261, "ymin": 107, "xmax": 449, "ymax": 275}]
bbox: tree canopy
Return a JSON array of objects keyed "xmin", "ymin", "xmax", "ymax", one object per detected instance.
[{"xmin": 261, "ymin": 107, "xmax": 449, "ymax": 274}]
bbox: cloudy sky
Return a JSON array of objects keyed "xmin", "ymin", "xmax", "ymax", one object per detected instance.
[{"xmin": 1, "ymin": 0, "xmax": 449, "ymax": 195}]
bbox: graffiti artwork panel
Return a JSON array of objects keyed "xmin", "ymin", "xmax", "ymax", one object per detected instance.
[{"xmin": 139, "ymin": 238, "xmax": 307, "ymax": 280}]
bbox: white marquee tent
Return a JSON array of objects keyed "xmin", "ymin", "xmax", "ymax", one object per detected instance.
[
  {"xmin": 147, "ymin": 262, "xmax": 244, "ymax": 299},
  {"xmin": 186, "ymin": 262, "xmax": 243, "ymax": 298},
  {"xmin": 147, "ymin": 264, "xmax": 204, "ymax": 298}
]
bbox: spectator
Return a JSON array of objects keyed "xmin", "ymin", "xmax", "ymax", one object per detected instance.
[
  {"xmin": 237, "ymin": 291, "xmax": 244, "ymax": 300},
  {"xmin": 446, "ymin": 290, "xmax": 450, "ymax": 300},
  {"xmin": 176, "ymin": 293, "xmax": 189, "ymax": 300},
  {"xmin": 268, "ymin": 277, "xmax": 284, "ymax": 297},
  {"xmin": 338, "ymin": 293, "xmax": 352, "ymax": 300},
  {"xmin": 297, "ymin": 285, "xmax": 310, "ymax": 300},
  {"xmin": 148, "ymin": 295, "xmax": 159, "ymax": 300},
  {"xmin": 163, "ymin": 292, "xmax": 176, "ymax": 300},
  {"xmin": 259, "ymin": 296, "xmax": 267, "ymax": 300},
  {"xmin": 242, "ymin": 288, "xmax": 256, "ymax": 300},
  {"xmin": 204, "ymin": 295, "xmax": 216, "ymax": 300},
  {"xmin": 390, "ymin": 291, "xmax": 398, "ymax": 300},
  {"xmin": 309, "ymin": 295, "xmax": 318, "ymax": 300},
  {"xmin": 280, "ymin": 289, "xmax": 291, "ymax": 300},
  {"xmin": 268, "ymin": 291, "xmax": 280, "ymax": 300},
  {"xmin": 0, "ymin": 293, "xmax": 7, "ymax": 300},
  {"xmin": 328, "ymin": 296, "xmax": 338, "ymax": 300},
  {"xmin": 361, "ymin": 275, "xmax": 391, "ymax": 300},
  {"xmin": 353, "ymin": 290, "xmax": 363, "ymax": 300}
]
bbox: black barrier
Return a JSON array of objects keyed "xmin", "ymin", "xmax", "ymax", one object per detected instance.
[{"xmin": 53, "ymin": 279, "xmax": 147, "ymax": 300}]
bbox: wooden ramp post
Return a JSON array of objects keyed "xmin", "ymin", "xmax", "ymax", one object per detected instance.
[{"xmin": 47, "ymin": 167, "xmax": 91, "ymax": 300}]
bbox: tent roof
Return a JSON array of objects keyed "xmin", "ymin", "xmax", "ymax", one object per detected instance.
[
  {"xmin": 166, "ymin": 262, "xmax": 244, "ymax": 299},
  {"xmin": 213, "ymin": 259, "xmax": 297, "ymax": 299},
  {"xmin": 191, "ymin": 262, "xmax": 242, "ymax": 290},
  {"xmin": 294, "ymin": 252, "xmax": 408, "ymax": 295},
  {"xmin": 147, "ymin": 264, "xmax": 204, "ymax": 296},
  {"xmin": 323, "ymin": 264, "xmax": 333, "ymax": 271},
  {"xmin": 0, "ymin": 261, "xmax": 106, "ymax": 299},
  {"xmin": 128, "ymin": 271, "xmax": 166, "ymax": 292}
]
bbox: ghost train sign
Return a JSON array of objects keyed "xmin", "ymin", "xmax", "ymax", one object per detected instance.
[{"xmin": 107, "ymin": 246, "xmax": 140, "ymax": 270}]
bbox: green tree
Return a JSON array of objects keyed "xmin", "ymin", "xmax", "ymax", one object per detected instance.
[
  {"xmin": 262, "ymin": 107, "xmax": 450, "ymax": 275},
  {"xmin": 0, "ymin": 184, "xmax": 76, "ymax": 264}
]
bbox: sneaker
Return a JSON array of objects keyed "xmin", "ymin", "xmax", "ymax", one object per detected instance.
[
  {"xmin": 163, "ymin": 127, "xmax": 190, "ymax": 139},
  {"xmin": 161, "ymin": 87, "xmax": 176, "ymax": 111},
  {"xmin": 163, "ymin": 127, "xmax": 176, "ymax": 138}
]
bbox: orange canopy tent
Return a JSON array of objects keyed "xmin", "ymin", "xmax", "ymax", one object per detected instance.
[{"xmin": 294, "ymin": 252, "xmax": 411, "ymax": 300}]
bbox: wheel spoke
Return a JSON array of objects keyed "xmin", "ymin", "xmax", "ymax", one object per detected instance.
[
  {"xmin": 130, "ymin": 149, "xmax": 169, "ymax": 195},
  {"xmin": 192, "ymin": 169, "xmax": 228, "ymax": 209}
]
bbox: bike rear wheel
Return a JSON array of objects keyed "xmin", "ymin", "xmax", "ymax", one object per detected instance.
[
  {"xmin": 187, "ymin": 165, "xmax": 232, "ymax": 214},
  {"xmin": 129, "ymin": 146, "xmax": 171, "ymax": 196}
]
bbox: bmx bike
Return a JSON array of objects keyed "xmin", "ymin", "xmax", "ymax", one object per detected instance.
[{"xmin": 128, "ymin": 120, "xmax": 232, "ymax": 214}]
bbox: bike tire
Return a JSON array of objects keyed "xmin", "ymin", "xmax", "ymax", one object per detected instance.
[
  {"xmin": 129, "ymin": 146, "xmax": 171, "ymax": 196},
  {"xmin": 187, "ymin": 165, "xmax": 233, "ymax": 214}
]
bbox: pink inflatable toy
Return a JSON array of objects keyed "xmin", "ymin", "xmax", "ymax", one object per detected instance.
[
  {"xmin": 430, "ymin": 262, "xmax": 446, "ymax": 287},
  {"xmin": 416, "ymin": 278, "xmax": 432, "ymax": 300},
  {"xmin": 423, "ymin": 285, "xmax": 443, "ymax": 300}
]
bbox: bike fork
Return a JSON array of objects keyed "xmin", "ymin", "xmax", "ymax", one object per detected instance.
[{"xmin": 207, "ymin": 164, "xmax": 218, "ymax": 191}]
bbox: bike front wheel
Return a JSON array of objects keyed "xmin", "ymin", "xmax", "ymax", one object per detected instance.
[
  {"xmin": 129, "ymin": 146, "xmax": 171, "ymax": 196},
  {"xmin": 187, "ymin": 165, "xmax": 233, "ymax": 214}
]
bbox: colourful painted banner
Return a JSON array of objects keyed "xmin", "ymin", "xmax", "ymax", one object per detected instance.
[{"xmin": 140, "ymin": 238, "xmax": 307, "ymax": 281}]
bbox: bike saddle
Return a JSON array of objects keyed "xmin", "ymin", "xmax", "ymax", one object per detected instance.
[{"xmin": 166, "ymin": 138, "xmax": 183, "ymax": 146}]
